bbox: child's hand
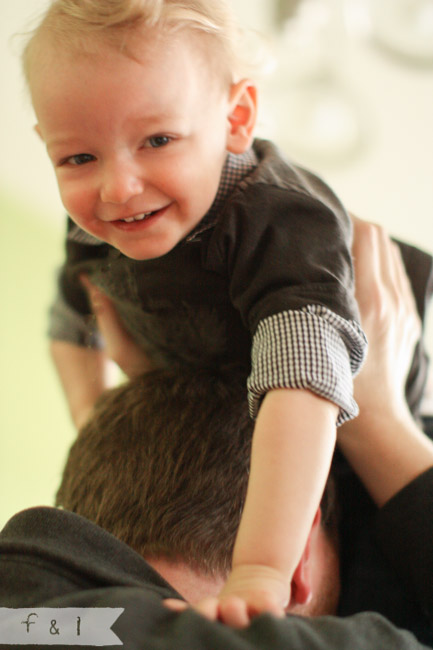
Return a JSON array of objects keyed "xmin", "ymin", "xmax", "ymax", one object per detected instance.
[
  {"xmin": 164, "ymin": 565, "xmax": 289, "ymax": 628},
  {"xmin": 80, "ymin": 275, "xmax": 153, "ymax": 378},
  {"xmin": 216, "ymin": 564, "xmax": 290, "ymax": 626}
]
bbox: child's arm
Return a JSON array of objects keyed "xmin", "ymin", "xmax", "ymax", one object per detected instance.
[{"xmin": 208, "ymin": 388, "xmax": 338, "ymax": 626}]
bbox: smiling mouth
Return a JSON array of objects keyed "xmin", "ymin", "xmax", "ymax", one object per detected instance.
[
  {"xmin": 120, "ymin": 210, "xmax": 157, "ymax": 223},
  {"xmin": 109, "ymin": 204, "xmax": 170, "ymax": 228}
]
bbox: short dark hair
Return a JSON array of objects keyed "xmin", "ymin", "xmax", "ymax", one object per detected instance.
[{"xmin": 56, "ymin": 367, "xmax": 338, "ymax": 576}]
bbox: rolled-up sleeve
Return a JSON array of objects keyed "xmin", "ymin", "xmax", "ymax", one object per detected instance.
[
  {"xmin": 48, "ymin": 282, "xmax": 103, "ymax": 348},
  {"xmin": 208, "ymin": 180, "xmax": 367, "ymax": 423},
  {"xmin": 47, "ymin": 218, "xmax": 107, "ymax": 349},
  {"xmin": 248, "ymin": 305, "xmax": 366, "ymax": 423}
]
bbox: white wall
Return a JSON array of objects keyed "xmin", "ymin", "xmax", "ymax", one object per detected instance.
[{"xmin": 1, "ymin": 0, "xmax": 433, "ymax": 528}]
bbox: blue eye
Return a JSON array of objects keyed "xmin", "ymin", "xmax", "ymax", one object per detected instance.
[
  {"xmin": 67, "ymin": 153, "xmax": 96, "ymax": 166},
  {"xmin": 147, "ymin": 136, "xmax": 171, "ymax": 148}
]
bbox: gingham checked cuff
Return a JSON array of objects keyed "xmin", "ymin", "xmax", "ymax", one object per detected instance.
[{"xmin": 247, "ymin": 305, "xmax": 368, "ymax": 425}]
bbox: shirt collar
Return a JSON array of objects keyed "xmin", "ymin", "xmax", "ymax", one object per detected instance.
[{"xmin": 186, "ymin": 147, "xmax": 258, "ymax": 242}]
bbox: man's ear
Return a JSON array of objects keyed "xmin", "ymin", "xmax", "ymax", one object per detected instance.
[
  {"xmin": 290, "ymin": 509, "xmax": 322, "ymax": 606},
  {"xmin": 226, "ymin": 80, "xmax": 257, "ymax": 154}
]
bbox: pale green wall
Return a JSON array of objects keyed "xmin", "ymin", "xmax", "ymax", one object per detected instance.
[
  {"xmin": 0, "ymin": 192, "xmax": 75, "ymax": 528},
  {"xmin": 1, "ymin": 2, "xmax": 76, "ymax": 528}
]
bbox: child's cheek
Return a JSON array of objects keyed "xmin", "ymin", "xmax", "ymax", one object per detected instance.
[{"xmin": 58, "ymin": 181, "xmax": 89, "ymax": 224}]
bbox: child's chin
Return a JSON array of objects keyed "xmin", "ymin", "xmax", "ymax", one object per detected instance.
[{"xmin": 118, "ymin": 241, "xmax": 174, "ymax": 261}]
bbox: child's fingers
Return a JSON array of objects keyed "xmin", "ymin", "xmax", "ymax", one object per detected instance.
[
  {"xmin": 195, "ymin": 594, "xmax": 283, "ymax": 628},
  {"xmin": 218, "ymin": 596, "xmax": 250, "ymax": 628},
  {"xmin": 192, "ymin": 597, "xmax": 220, "ymax": 622},
  {"xmin": 163, "ymin": 598, "xmax": 189, "ymax": 613},
  {"xmin": 164, "ymin": 596, "xmax": 251, "ymax": 628}
]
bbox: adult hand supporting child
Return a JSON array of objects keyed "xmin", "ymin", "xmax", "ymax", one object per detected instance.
[
  {"xmin": 350, "ymin": 216, "xmax": 421, "ymax": 421},
  {"xmin": 338, "ymin": 217, "xmax": 433, "ymax": 507},
  {"xmin": 80, "ymin": 274, "xmax": 153, "ymax": 380}
]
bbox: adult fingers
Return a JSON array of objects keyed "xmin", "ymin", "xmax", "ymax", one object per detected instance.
[
  {"xmin": 80, "ymin": 274, "xmax": 150, "ymax": 377},
  {"xmin": 390, "ymin": 242, "xmax": 421, "ymax": 328},
  {"xmin": 351, "ymin": 218, "xmax": 386, "ymax": 326}
]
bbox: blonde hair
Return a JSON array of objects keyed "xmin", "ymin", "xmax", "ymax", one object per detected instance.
[{"xmin": 22, "ymin": 0, "xmax": 250, "ymax": 86}]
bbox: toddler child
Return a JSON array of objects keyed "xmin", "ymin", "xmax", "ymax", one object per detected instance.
[{"xmin": 22, "ymin": 0, "xmax": 367, "ymax": 622}]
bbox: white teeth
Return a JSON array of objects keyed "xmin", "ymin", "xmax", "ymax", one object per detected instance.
[{"xmin": 122, "ymin": 213, "xmax": 151, "ymax": 223}]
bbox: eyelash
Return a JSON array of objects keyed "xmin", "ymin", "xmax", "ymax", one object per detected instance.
[
  {"xmin": 61, "ymin": 153, "xmax": 95, "ymax": 167},
  {"xmin": 145, "ymin": 135, "xmax": 172, "ymax": 148},
  {"xmin": 59, "ymin": 135, "xmax": 173, "ymax": 166}
]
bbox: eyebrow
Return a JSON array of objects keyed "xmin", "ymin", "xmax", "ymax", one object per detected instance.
[
  {"xmin": 48, "ymin": 113, "xmax": 180, "ymax": 145},
  {"xmin": 45, "ymin": 109, "xmax": 185, "ymax": 155},
  {"xmin": 134, "ymin": 112, "xmax": 183, "ymax": 127},
  {"xmin": 46, "ymin": 139, "xmax": 87, "ymax": 158}
]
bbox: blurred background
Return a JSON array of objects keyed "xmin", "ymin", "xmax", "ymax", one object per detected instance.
[{"xmin": 1, "ymin": 0, "xmax": 433, "ymax": 527}]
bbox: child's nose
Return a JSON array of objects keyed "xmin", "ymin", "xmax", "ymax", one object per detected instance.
[{"xmin": 100, "ymin": 161, "xmax": 143, "ymax": 204}]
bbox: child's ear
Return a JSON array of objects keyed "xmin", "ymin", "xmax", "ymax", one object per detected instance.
[{"xmin": 226, "ymin": 80, "xmax": 257, "ymax": 154}]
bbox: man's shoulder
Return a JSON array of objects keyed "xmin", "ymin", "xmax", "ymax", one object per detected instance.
[{"xmin": 0, "ymin": 507, "xmax": 177, "ymax": 606}]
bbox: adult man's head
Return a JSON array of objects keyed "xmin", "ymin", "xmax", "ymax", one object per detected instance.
[{"xmin": 56, "ymin": 367, "xmax": 340, "ymax": 614}]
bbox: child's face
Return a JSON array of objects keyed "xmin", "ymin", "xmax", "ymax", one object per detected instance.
[{"xmin": 31, "ymin": 32, "xmax": 243, "ymax": 260}]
